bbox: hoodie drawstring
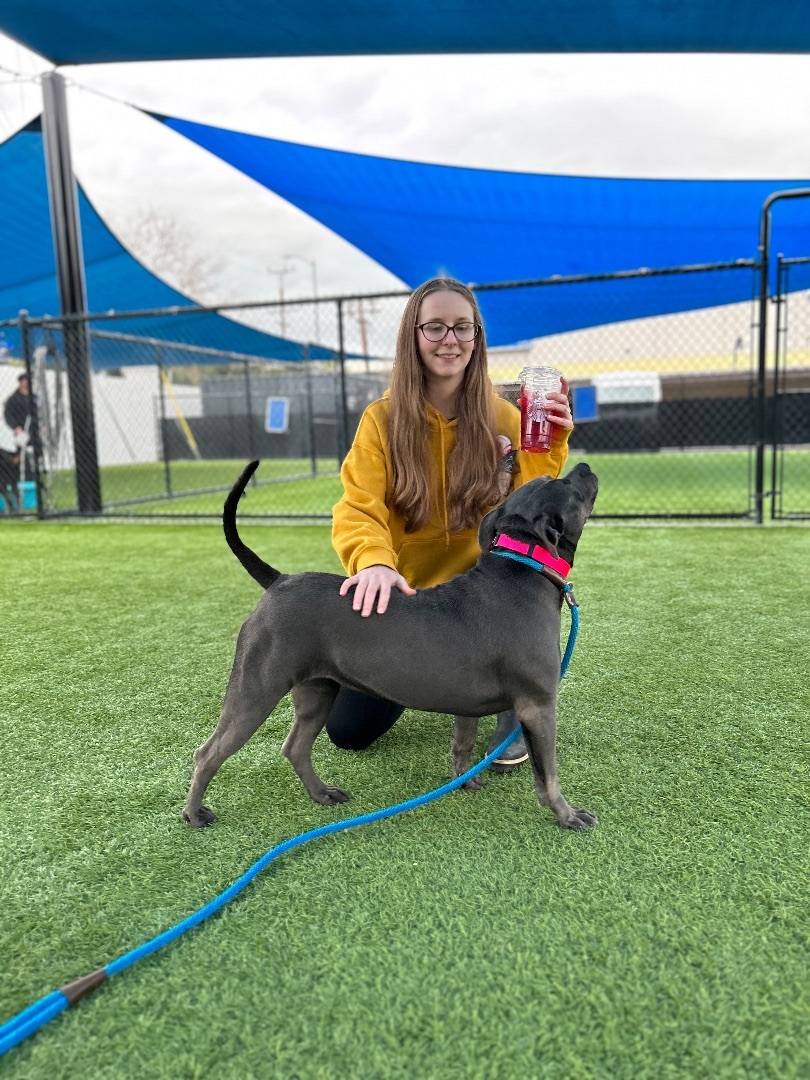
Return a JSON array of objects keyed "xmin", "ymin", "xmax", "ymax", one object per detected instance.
[{"xmin": 437, "ymin": 417, "xmax": 451, "ymax": 549}]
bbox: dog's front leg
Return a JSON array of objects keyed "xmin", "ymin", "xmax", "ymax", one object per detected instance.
[
  {"xmin": 451, "ymin": 715, "xmax": 486, "ymax": 791},
  {"xmin": 282, "ymin": 680, "xmax": 349, "ymax": 806},
  {"xmin": 518, "ymin": 698, "xmax": 598, "ymax": 830}
]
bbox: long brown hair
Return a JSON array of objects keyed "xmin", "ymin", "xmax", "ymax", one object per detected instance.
[{"xmin": 389, "ymin": 278, "xmax": 500, "ymax": 532}]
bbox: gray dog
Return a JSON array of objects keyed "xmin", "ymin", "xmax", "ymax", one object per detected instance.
[{"xmin": 183, "ymin": 459, "xmax": 599, "ymax": 830}]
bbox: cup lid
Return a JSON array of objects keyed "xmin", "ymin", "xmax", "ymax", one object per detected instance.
[{"xmin": 520, "ymin": 365, "xmax": 563, "ymax": 380}]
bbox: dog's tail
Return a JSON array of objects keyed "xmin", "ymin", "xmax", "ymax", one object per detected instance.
[{"xmin": 223, "ymin": 461, "xmax": 281, "ymax": 589}]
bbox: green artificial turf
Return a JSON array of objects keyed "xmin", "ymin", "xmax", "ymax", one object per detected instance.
[
  {"xmin": 1, "ymin": 522, "xmax": 808, "ymax": 1078},
  {"xmin": 40, "ymin": 447, "xmax": 810, "ymax": 519},
  {"xmin": 44, "ymin": 458, "xmax": 339, "ymax": 513}
]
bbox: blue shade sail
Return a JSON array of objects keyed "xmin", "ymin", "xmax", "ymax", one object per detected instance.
[
  {"xmin": 163, "ymin": 114, "xmax": 810, "ymax": 345},
  {"xmin": 2, "ymin": 0, "xmax": 810, "ymax": 65},
  {"xmin": 0, "ymin": 123, "xmax": 333, "ymax": 367}
]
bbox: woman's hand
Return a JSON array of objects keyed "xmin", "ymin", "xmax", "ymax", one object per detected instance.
[
  {"xmin": 544, "ymin": 377, "xmax": 573, "ymax": 435},
  {"xmin": 339, "ymin": 564, "xmax": 416, "ymax": 617}
]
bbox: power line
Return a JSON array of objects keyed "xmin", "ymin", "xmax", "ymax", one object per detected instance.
[{"xmin": 0, "ymin": 62, "xmax": 44, "ymax": 81}]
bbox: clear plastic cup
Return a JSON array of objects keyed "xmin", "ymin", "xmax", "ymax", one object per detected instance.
[{"xmin": 519, "ymin": 366, "xmax": 563, "ymax": 452}]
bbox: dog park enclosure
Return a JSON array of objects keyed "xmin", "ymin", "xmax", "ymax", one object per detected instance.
[{"xmin": 4, "ymin": 260, "xmax": 809, "ymax": 521}]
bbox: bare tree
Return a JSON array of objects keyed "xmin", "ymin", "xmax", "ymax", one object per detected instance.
[
  {"xmin": 121, "ymin": 209, "xmax": 241, "ymax": 383},
  {"xmin": 123, "ymin": 208, "xmax": 228, "ymax": 304}
]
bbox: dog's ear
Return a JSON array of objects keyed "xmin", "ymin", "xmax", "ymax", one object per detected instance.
[
  {"xmin": 537, "ymin": 513, "xmax": 564, "ymax": 556},
  {"xmin": 478, "ymin": 503, "xmax": 504, "ymax": 552}
]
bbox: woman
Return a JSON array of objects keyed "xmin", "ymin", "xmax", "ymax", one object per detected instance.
[{"xmin": 328, "ymin": 277, "xmax": 573, "ymax": 769}]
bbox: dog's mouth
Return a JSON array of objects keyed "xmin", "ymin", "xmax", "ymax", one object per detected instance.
[{"xmin": 568, "ymin": 466, "xmax": 599, "ymax": 508}]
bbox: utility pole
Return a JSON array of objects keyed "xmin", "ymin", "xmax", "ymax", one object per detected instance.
[
  {"xmin": 284, "ymin": 253, "xmax": 321, "ymax": 344},
  {"xmin": 268, "ymin": 265, "xmax": 294, "ymax": 337},
  {"xmin": 348, "ymin": 298, "xmax": 377, "ymax": 372}
]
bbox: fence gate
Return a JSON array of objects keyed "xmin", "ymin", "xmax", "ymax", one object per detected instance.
[{"xmin": 772, "ymin": 257, "xmax": 810, "ymax": 520}]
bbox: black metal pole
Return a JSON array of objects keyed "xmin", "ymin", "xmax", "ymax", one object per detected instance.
[
  {"xmin": 756, "ymin": 187, "xmax": 810, "ymax": 524},
  {"xmin": 243, "ymin": 359, "xmax": 257, "ymax": 476},
  {"xmin": 770, "ymin": 257, "xmax": 786, "ymax": 521},
  {"xmin": 18, "ymin": 311, "xmax": 44, "ymax": 518},
  {"xmin": 41, "ymin": 72, "xmax": 102, "ymax": 513},
  {"xmin": 156, "ymin": 350, "xmax": 172, "ymax": 497},
  {"xmin": 337, "ymin": 299, "xmax": 349, "ymax": 462},
  {"xmin": 303, "ymin": 343, "xmax": 317, "ymax": 476}
]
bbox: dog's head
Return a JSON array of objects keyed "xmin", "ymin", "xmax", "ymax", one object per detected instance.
[{"xmin": 478, "ymin": 462, "xmax": 598, "ymax": 565}]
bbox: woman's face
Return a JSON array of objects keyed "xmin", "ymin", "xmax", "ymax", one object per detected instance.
[{"xmin": 415, "ymin": 290, "xmax": 476, "ymax": 388}]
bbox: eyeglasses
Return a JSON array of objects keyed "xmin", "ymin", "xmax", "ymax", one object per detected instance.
[{"xmin": 417, "ymin": 320, "xmax": 479, "ymax": 343}]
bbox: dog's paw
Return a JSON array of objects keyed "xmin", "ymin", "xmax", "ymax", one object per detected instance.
[
  {"xmin": 558, "ymin": 806, "xmax": 598, "ymax": 830},
  {"xmin": 311, "ymin": 785, "xmax": 350, "ymax": 806},
  {"xmin": 461, "ymin": 774, "xmax": 487, "ymax": 792},
  {"xmin": 183, "ymin": 805, "xmax": 216, "ymax": 828}
]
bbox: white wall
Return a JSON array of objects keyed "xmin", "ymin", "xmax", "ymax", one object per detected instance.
[{"xmin": 1, "ymin": 363, "xmax": 202, "ymax": 467}]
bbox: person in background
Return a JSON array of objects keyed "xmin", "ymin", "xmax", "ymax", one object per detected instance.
[
  {"xmin": 2, "ymin": 371, "xmax": 39, "ymax": 504},
  {"xmin": 4, "ymin": 371, "xmax": 33, "ymax": 438},
  {"xmin": 4, "ymin": 370, "xmax": 38, "ymax": 464},
  {"xmin": 328, "ymin": 277, "xmax": 573, "ymax": 770}
]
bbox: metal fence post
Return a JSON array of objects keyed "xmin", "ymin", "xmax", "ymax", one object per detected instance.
[
  {"xmin": 243, "ymin": 359, "xmax": 257, "ymax": 474},
  {"xmin": 41, "ymin": 72, "xmax": 102, "ymax": 513},
  {"xmin": 18, "ymin": 311, "xmax": 44, "ymax": 518},
  {"xmin": 303, "ymin": 343, "xmax": 317, "ymax": 476},
  {"xmin": 156, "ymin": 348, "xmax": 172, "ymax": 497},
  {"xmin": 336, "ymin": 298, "xmax": 349, "ymax": 462},
  {"xmin": 770, "ymin": 256, "xmax": 786, "ymax": 521}
]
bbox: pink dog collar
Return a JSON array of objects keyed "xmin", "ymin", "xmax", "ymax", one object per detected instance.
[{"xmin": 492, "ymin": 532, "xmax": 571, "ymax": 577}]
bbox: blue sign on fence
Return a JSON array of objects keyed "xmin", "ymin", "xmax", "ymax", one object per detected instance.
[
  {"xmin": 572, "ymin": 385, "xmax": 599, "ymax": 423},
  {"xmin": 265, "ymin": 397, "xmax": 290, "ymax": 434}
]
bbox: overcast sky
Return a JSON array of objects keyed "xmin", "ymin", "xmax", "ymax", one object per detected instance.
[{"xmin": 3, "ymin": 32, "xmax": 810, "ymax": 306}]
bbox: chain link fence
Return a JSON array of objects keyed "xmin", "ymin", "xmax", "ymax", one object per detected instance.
[{"xmin": 2, "ymin": 261, "xmax": 809, "ymax": 521}]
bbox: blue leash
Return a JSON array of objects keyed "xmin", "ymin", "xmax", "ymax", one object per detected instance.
[{"xmin": 0, "ymin": 587, "xmax": 579, "ymax": 1058}]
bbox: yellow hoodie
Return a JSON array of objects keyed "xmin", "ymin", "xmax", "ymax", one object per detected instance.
[{"xmin": 332, "ymin": 395, "xmax": 571, "ymax": 590}]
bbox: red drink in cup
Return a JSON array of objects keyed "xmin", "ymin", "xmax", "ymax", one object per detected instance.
[{"xmin": 519, "ymin": 366, "xmax": 563, "ymax": 453}]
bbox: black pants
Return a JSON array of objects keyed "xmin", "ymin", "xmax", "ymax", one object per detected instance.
[
  {"xmin": 325, "ymin": 690, "xmax": 520, "ymax": 753},
  {"xmin": 326, "ymin": 688, "xmax": 405, "ymax": 751}
]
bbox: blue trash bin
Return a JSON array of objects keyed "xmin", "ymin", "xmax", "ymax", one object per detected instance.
[{"xmin": 18, "ymin": 481, "xmax": 37, "ymax": 510}]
